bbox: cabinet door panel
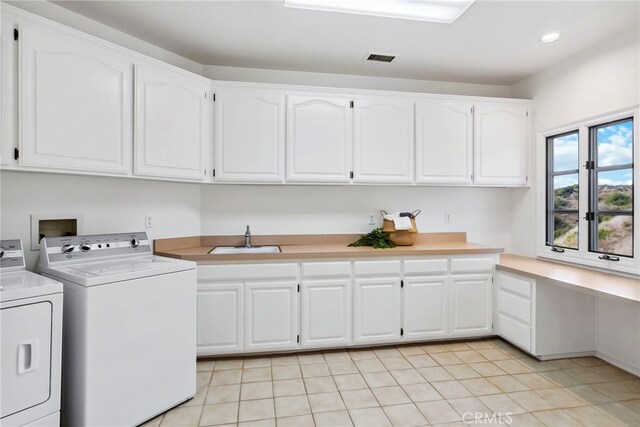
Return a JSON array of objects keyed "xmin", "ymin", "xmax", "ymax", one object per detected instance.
[
  {"xmin": 474, "ymin": 103, "xmax": 528, "ymax": 186},
  {"xmin": 19, "ymin": 24, "xmax": 132, "ymax": 174},
  {"xmin": 135, "ymin": 65, "xmax": 207, "ymax": 180},
  {"xmin": 353, "ymin": 278, "xmax": 401, "ymax": 344},
  {"xmin": 450, "ymin": 275, "xmax": 492, "ymax": 336},
  {"xmin": 197, "ymin": 284, "xmax": 242, "ymax": 355},
  {"xmin": 286, "ymin": 95, "xmax": 352, "ymax": 182},
  {"xmin": 215, "ymin": 89, "xmax": 284, "ymax": 182},
  {"xmin": 354, "ymin": 97, "xmax": 414, "ymax": 183},
  {"xmin": 301, "ymin": 279, "xmax": 351, "ymax": 348},
  {"xmin": 403, "ymin": 277, "xmax": 448, "ymax": 340},
  {"xmin": 245, "ymin": 282, "xmax": 298, "ymax": 351},
  {"xmin": 416, "ymin": 100, "xmax": 472, "ymax": 184}
]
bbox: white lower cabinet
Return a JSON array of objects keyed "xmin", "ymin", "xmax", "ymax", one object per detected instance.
[
  {"xmin": 353, "ymin": 277, "xmax": 402, "ymax": 344},
  {"xmin": 301, "ymin": 279, "xmax": 351, "ymax": 348},
  {"xmin": 197, "ymin": 284, "xmax": 243, "ymax": 355},
  {"xmin": 244, "ymin": 281, "xmax": 298, "ymax": 351},
  {"xmin": 450, "ymin": 275, "xmax": 493, "ymax": 336},
  {"xmin": 403, "ymin": 276, "xmax": 449, "ymax": 340},
  {"xmin": 196, "ymin": 256, "xmax": 497, "ymax": 356},
  {"xmin": 496, "ymin": 270, "xmax": 598, "ymax": 360}
]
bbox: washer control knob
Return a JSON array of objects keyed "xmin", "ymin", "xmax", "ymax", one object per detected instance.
[
  {"xmin": 0, "ymin": 248, "xmax": 5, "ymax": 258},
  {"xmin": 61, "ymin": 244, "xmax": 75, "ymax": 254},
  {"xmin": 130, "ymin": 238, "xmax": 140, "ymax": 248},
  {"xmin": 80, "ymin": 244, "xmax": 91, "ymax": 252}
]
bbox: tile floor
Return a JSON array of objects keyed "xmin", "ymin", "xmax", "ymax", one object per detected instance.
[{"xmin": 144, "ymin": 338, "xmax": 640, "ymax": 426}]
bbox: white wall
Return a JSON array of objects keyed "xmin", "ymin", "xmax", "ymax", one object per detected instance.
[
  {"xmin": 200, "ymin": 184, "xmax": 514, "ymax": 249},
  {"xmin": 0, "ymin": 171, "xmax": 201, "ymax": 269},
  {"xmin": 203, "ymin": 65, "xmax": 511, "ymax": 98},
  {"xmin": 508, "ymin": 30, "xmax": 640, "ymax": 256},
  {"xmin": 4, "ymin": 1, "xmax": 202, "ymax": 74}
]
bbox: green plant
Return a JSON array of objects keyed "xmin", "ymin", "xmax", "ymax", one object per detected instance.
[
  {"xmin": 348, "ymin": 228, "xmax": 396, "ymax": 249},
  {"xmin": 598, "ymin": 228, "xmax": 612, "ymax": 240},
  {"xmin": 604, "ymin": 192, "xmax": 632, "ymax": 208}
]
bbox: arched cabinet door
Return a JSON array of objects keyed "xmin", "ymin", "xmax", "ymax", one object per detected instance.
[
  {"xmin": 19, "ymin": 22, "xmax": 133, "ymax": 174},
  {"xmin": 416, "ymin": 100, "xmax": 473, "ymax": 185},
  {"xmin": 134, "ymin": 64, "xmax": 209, "ymax": 181},
  {"xmin": 286, "ymin": 95, "xmax": 353, "ymax": 183},
  {"xmin": 214, "ymin": 89, "xmax": 285, "ymax": 182},
  {"xmin": 353, "ymin": 97, "xmax": 414, "ymax": 184},
  {"xmin": 473, "ymin": 103, "xmax": 529, "ymax": 186}
]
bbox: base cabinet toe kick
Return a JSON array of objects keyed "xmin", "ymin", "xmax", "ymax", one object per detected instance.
[
  {"xmin": 196, "ymin": 255, "xmax": 498, "ymax": 357},
  {"xmin": 495, "ymin": 269, "xmax": 640, "ymax": 376}
]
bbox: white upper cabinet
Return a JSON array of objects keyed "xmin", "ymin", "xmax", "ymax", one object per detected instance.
[
  {"xmin": 473, "ymin": 102, "xmax": 529, "ymax": 186},
  {"xmin": 353, "ymin": 97, "xmax": 414, "ymax": 183},
  {"xmin": 134, "ymin": 64, "xmax": 209, "ymax": 181},
  {"xmin": 18, "ymin": 22, "xmax": 133, "ymax": 174},
  {"xmin": 286, "ymin": 95, "xmax": 353, "ymax": 183},
  {"xmin": 416, "ymin": 100, "xmax": 473, "ymax": 184},
  {"xmin": 214, "ymin": 89, "xmax": 285, "ymax": 182}
]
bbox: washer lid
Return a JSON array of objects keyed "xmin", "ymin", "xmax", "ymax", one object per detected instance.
[
  {"xmin": 0, "ymin": 270, "xmax": 63, "ymax": 303},
  {"xmin": 40, "ymin": 255, "xmax": 195, "ymax": 287}
]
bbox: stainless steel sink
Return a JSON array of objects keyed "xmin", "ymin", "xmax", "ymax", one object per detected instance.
[{"xmin": 209, "ymin": 245, "xmax": 281, "ymax": 255}]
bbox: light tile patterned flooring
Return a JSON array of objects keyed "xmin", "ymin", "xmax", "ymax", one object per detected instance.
[{"xmin": 144, "ymin": 338, "xmax": 640, "ymax": 427}]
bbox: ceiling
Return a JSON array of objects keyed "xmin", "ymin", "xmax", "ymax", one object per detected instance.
[{"xmin": 50, "ymin": 0, "xmax": 639, "ymax": 85}]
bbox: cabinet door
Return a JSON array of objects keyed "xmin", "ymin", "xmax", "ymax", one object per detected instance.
[
  {"xmin": 134, "ymin": 64, "xmax": 208, "ymax": 180},
  {"xmin": 301, "ymin": 279, "xmax": 351, "ymax": 348},
  {"xmin": 286, "ymin": 95, "xmax": 352, "ymax": 182},
  {"xmin": 353, "ymin": 97, "xmax": 414, "ymax": 183},
  {"xmin": 353, "ymin": 277, "xmax": 401, "ymax": 344},
  {"xmin": 403, "ymin": 276, "xmax": 449, "ymax": 340},
  {"xmin": 474, "ymin": 103, "xmax": 529, "ymax": 186},
  {"xmin": 416, "ymin": 100, "xmax": 473, "ymax": 184},
  {"xmin": 215, "ymin": 89, "xmax": 285, "ymax": 182},
  {"xmin": 245, "ymin": 281, "xmax": 298, "ymax": 351},
  {"xmin": 197, "ymin": 284, "xmax": 243, "ymax": 355},
  {"xmin": 19, "ymin": 23, "xmax": 132, "ymax": 174},
  {"xmin": 450, "ymin": 275, "xmax": 492, "ymax": 336}
]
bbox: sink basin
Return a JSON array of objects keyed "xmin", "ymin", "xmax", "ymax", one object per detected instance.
[{"xmin": 209, "ymin": 245, "xmax": 281, "ymax": 255}]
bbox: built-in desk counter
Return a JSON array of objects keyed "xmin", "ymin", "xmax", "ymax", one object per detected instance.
[
  {"xmin": 498, "ymin": 253, "xmax": 640, "ymax": 303},
  {"xmin": 496, "ymin": 254, "xmax": 639, "ymax": 376}
]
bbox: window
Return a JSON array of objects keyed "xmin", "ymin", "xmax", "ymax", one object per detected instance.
[
  {"xmin": 546, "ymin": 131, "xmax": 580, "ymax": 250},
  {"xmin": 589, "ymin": 118, "xmax": 634, "ymax": 258},
  {"xmin": 542, "ymin": 113, "xmax": 636, "ymax": 272}
]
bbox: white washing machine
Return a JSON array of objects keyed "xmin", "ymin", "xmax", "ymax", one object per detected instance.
[
  {"xmin": 1, "ymin": 239, "xmax": 62, "ymax": 427},
  {"xmin": 39, "ymin": 232, "xmax": 197, "ymax": 427}
]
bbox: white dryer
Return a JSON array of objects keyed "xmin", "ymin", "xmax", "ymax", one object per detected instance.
[
  {"xmin": 0, "ymin": 239, "xmax": 62, "ymax": 427},
  {"xmin": 39, "ymin": 232, "xmax": 197, "ymax": 427}
]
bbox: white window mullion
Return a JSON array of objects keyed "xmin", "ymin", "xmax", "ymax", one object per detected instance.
[{"xmin": 578, "ymin": 125, "xmax": 590, "ymax": 259}]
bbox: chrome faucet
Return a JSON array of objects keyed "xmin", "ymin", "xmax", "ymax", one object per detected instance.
[{"xmin": 244, "ymin": 225, "xmax": 252, "ymax": 248}]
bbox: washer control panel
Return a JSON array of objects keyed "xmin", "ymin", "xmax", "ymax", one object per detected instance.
[
  {"xmin": 40, "ymin": 232, "xmax": 152, "ymax": 265},
  {"xmin": 0, "ymin": 239, "xmax": 25, "ymax": 271}
]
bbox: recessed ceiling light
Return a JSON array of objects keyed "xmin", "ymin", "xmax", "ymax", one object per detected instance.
[
  {"xmin": 283, "ymin": 0, "xmax": 476, "ymax": 24},
  {"xmin": 540, "ymin": 32, "xmax": 561, "ymax": 43}
]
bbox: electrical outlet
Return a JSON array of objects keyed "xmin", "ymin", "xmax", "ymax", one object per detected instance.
[
  {"xmin": 368, "ymin": 213, "xmax": 376, "ymax": 225},
  {"xmin": 444, "ymin": 212, "xmax": 452, "ymax": 223},
  {"xmin": 145, "ymin": 214, "xmax": 154, "ymax": 228}
]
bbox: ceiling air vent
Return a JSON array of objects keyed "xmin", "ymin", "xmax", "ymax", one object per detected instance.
[{"xmin": 367, "ymin": 53, "xmax": 396, "ymax": 63}]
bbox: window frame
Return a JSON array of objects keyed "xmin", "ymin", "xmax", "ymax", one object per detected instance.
[
  {"xmin": 545, "ymin": 130, "xmax": 580, "ymax": 251},
  {"xmin": 588, "ymin": 118, "xmax": 634, "ymax": 259},
  {"xmin": 537, "ymin": 107, "xmax": 640, "ymax": 276}
]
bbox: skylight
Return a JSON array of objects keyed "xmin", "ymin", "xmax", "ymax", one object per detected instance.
[{"xmin": 283, "ymin": 0, "xmax": 476, "ymax": 24}]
